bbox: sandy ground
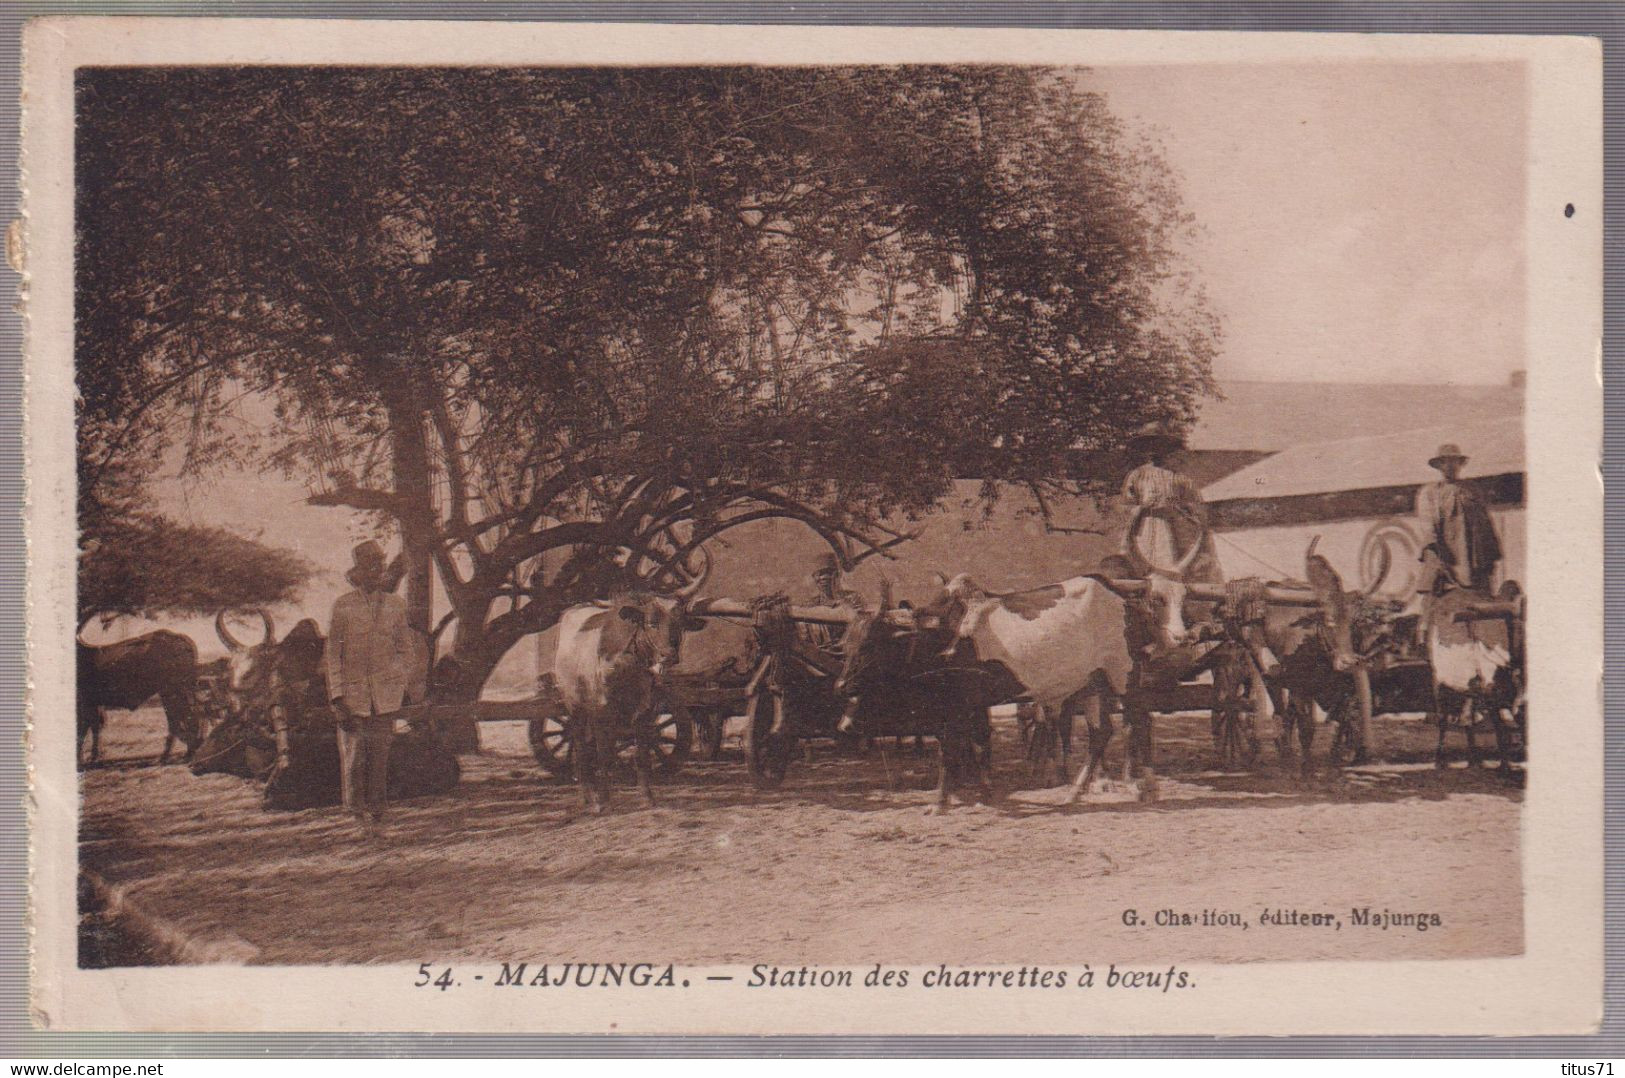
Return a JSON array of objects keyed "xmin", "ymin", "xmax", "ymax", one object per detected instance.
[{"xmin": 77, "ymin": 706, "xmax": 1523, "ymax": 966}]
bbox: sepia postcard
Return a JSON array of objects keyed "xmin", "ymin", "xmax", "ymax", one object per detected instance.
[{"xmin": 22, "ymin": 18, "xmax": 1603, "ymax": 1035}]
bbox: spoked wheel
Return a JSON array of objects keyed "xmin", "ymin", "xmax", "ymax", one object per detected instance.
[
  {"xmin": 1213, "ymin": 706, "xmax": 1260, "ymax": 770},
  {"xmin": 527, "ymin": 712, "xmax": 573, "ymax": 780},
  {"xmin": 1211, "ymin": 674, "xmax": 1260, "ymax": 770},
  {"xmin": 1327, "ymin": 696, "xmax": 1364, "ymax": 768},
  {"xmin": 697, "ymin": 709, "xmax": 726, "ymax": 760},
  {"xmin": 1016, "ymin": 703, "xmax": 1038, "ymax": 754},
  {"xmin": 645, "ymin": 700, "xmax": 695, "ymax": 776},
  {"xmin": 1023, "ymin": 717, "xmax": 1060, "ymax": 783},
  {"xmin": 744, "ymin": 684, "xmax": 794, "ymax": 789}
]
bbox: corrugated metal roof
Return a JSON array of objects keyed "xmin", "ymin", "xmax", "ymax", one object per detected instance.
[
  {"xmin": 1202, "ymin": 415, "xmax": 1524, "ymax": 503},
  {"xmin": 1191, "ymin": 380, "xmax": 1523, "ymax": 451}
]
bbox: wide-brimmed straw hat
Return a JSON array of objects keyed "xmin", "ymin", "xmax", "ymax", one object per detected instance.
[
  {"xmin": 1127, "ymin": 421, "xmax": 1185, "ymax": 456},
  {"xmin": 1428, "ymin": 443, "xmax": 1469, "ymax": 470}
]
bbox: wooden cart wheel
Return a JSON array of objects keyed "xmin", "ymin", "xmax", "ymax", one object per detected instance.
[
  {"xmin": 698, "ymin": 709, "xmax": 726, "ymax": 760},
  {"xmin": 744, "ymin": 683, "xmax": 793, "ymax": 789},
  {"xmin": 647, "ymin": 701, "xmax": 694, "ymax": 776},
  {"xmin": 1327, "ymin": 696, "xmax": 1363, "ymax": 767},
  {"xmin": 1211, "ymin": 663, "xmax": 1259, "ymax": 770},
  {"xmin": 526, "ymin": 712, "xmax": 573, "ymax": 779}
]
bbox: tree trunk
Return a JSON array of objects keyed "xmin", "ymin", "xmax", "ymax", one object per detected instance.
[{"xmin": 384, "ymin": 381, "xmax": 478, "ymax": 751}]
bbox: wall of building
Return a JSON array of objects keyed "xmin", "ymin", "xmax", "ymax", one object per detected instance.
[{"xmin": 1211, "ymin": 505, "xmax": 1526, "ymax": 598}]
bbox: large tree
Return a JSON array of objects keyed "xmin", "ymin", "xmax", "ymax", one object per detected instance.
[{"xmin": 76, "ymin": 65, "xmax": 1218, "ymax": 705}]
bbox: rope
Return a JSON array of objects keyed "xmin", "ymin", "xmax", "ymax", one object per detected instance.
[
  {"xmin": 1223, "ymin": 577, "xmax": 1270, "ymax": 625},
  {"xmin": 1150, "ymin": 499, "xmax": 1300, "ymax": 583},
  {"xmin": 1207, "ymin": 526, "xmax": 1299, "ymax": 583}
]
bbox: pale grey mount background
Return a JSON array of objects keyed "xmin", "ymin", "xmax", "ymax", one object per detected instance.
[{"xmin": 3, "ymin": 0, "xmax": 1620, "ymax": 1059}]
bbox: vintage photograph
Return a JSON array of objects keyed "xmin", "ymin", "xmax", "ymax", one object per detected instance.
[{"xmin": 24, "ymin": 20, "xmax": 1601, "ymax": 1035}]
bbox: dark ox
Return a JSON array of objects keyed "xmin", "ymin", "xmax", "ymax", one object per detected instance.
[
  {"xmin": 553, "ymin": 564, "xmax": 709, "ymax": 813},
  {"xmin": 212, "ymin": 610, "xmax": 319, "ymax": 708},
  {"xmin": 195, "ymin": 610, "xmax": 458, "ymax": 807},
  {"xmin": 832, "ymin": 587, "xmax": 993, "ymax": 814},
  {"xmin": 193, "ymin": 612, "xmax": 332, "ymax": 779},
  {"xmin": 1215, "ymin": 540, "xmax": 1388, "ymax": 773},
  {"xmin": 77, "ymin": 630, "xmax": 201, "ymax": 765}
]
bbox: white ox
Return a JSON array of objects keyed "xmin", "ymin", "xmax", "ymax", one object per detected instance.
[
  {"xmin": 552, "ymin": 558, "xmax": 710, "ymax": 813},
  {"xmin": 938, "ymin": 572, "xmax": 1192, "ymax": 801}
]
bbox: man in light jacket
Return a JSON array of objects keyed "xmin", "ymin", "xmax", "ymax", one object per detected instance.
[{"xmin": 327, "ymin": 540, "xmax": 414, "ymax": 834}]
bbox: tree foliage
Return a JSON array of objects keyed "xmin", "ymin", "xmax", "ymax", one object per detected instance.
[
  {"xmin": 79, "ymin": 514, "xmax": 313, "ymax": 629},
  {"xmin": 76, "ymin": 65, "xmax": 1219, "ymax": 692}
]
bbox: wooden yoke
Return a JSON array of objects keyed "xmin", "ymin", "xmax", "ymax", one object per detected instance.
[
  {"xmin": 690, "ymin": 579, "xmax": 1330, "ymax": 628},
  {"xmin": 1107, "ymin": 579, "xmax": 1323, "ymax": 608},
  {"xmin": 690, "ymin": 598, "xmax": 857, "ymax": 627}
]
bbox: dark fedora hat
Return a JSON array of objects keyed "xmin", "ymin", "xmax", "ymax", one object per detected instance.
[
  {"xmin": 1428, "ymin": 443, "xmax": 1469, "ymax": 470},
  {"xmin": 346, "ymin": 540, "xmax": 387, "ymax": 588}
]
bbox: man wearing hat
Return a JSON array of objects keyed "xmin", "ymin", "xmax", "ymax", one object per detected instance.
[
  {"xmin": 799, "ymin": 551, "xmax": 861, "ymax": 653},
  {"xmin": 1415, "ymin": 443, "xmax": 1503, "ymax": 592},
  {"xmin": 1120, "ymin": 422, "xmax": 1222, "ymax": 585},
  {"xmin": 326, "ymin": 540, "xmax": 416, "ymax": 835}
]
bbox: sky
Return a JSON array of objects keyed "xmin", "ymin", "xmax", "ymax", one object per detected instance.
[
  {"xmin": 1085, "ymin": 61, "xmax": 1527, "ymax": 386},
  {"xmin": 121, "ymin": 59, "xmax": 1532, "ymax": 658}
]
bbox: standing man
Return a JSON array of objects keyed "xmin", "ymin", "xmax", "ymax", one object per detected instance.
[
  {"xmin": 1415, "ymin": 443, "xmax": 1503, "ymax": 593},
  {"xmin": 327, "ymin": 540, "xmax": 414, "ymax": 836}
]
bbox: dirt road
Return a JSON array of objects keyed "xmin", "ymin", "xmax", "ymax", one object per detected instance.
[{"xmin": 78, "ymin": 708, "xmax": 1522, "ymax": 966}]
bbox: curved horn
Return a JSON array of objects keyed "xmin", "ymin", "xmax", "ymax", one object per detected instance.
[
  {"xmin": 671, "ymin": 545, "xmax": 712, "ymax": 600},
  {"xmin": 1306, "ymin": 535, "xmax": 1322, "ymax": 565},
  {"xmin": 1362, "ymin": 541, "xmax": 1393, "ymax": 597},
  {"xmin": 215, "ymin": 610, "xmax": 244, "ymax": 652},
  {"xmin": 258, "ymin": 609, "xmax": 276, "ymax": 646},
  {"xmin": 1174, "ymin": 525, "xmax": 1207, "ymax": 576}
]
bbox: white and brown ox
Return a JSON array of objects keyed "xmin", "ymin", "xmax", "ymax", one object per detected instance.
[
  {"xmin": 926, "ymin": 570, "xmax": 1195, "ymax": 802},
  {"xmin": 553, "ymin": 557, "xmax": 711, "ymax": 813},
  {"xmin": 1417, "ymin": 549, "xmax": 1523, "ymax": 769}
]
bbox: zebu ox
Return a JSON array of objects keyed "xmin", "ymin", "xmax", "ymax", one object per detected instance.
[
  {"xmin": 832, "ymin": 584, "xmax": 994, "ymax": 814},
  {"xmin": 196, "ymin": 609, "xmax": 458, "ymax": 808},
  {"xmin": 192, "ymin": 612, "xmax": 329, "ymax": 779},
  {"xmin": 879, "ymin": 571, "xmax": 1194, "ymax": 803},
  {"xmin": 1418, "ymin": 549, "xmax": 1523, "ymax": 769},
  {"xmin": 553, "ymin": 557, "xmax": 710, "ymax": 813},
  {"xmin": 77, "ymin": 629, "xmax": 202, "ymax": 764},
  {"xmin": 1213, "ymin": 540, "xmax": 1392, "ymax": 774}
]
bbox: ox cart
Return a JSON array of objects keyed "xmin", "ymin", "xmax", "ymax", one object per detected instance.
[
  {"xmin": 685, "ymin": 597, "xmax": 985, "ymax": 791},
  {"xmin": 514, "ymin": 664, "xmax": 753, "ymax": 780}
]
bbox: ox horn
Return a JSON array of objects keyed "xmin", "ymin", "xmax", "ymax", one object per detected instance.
[
  {"xmin": 215, "ymin": 610, "xmax": 244, "ymax": 652},
  {"xmin": 670, "ymin": 546, "xmax": 713, "ymax": 600},
  {"xmin": 1362, "ymin": 541, "xmax": 1393, "ymax": 597},
  {"xmin": 1306, "ymin": 535, "xmax": 1322, "ymax": 564},
  {"xmin": 258, "ymin": 609, "xmax": 276, "ymax": 646},
  {"xmin": 878, "ymin": 575, "xmax": 893, "ymax": 612}
]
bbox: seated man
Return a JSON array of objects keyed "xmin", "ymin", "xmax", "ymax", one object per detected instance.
[{"xmin": 796, "ymin": 552, "xmax": 862, "ymax": 656}]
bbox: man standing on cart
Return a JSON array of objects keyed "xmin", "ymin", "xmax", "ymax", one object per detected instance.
[
  {"xmin": 1415, "ymin": 442, "xmax": 1503, "ymax": 594},
  {"xmin": 1120, "ymin": 422, "xmax": 1223, "ymax": 586}
]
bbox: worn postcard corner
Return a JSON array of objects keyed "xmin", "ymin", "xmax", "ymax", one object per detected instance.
[{"xmin": 20, "ymin": 17, "xmax": 1604, "ymax": 1036}]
